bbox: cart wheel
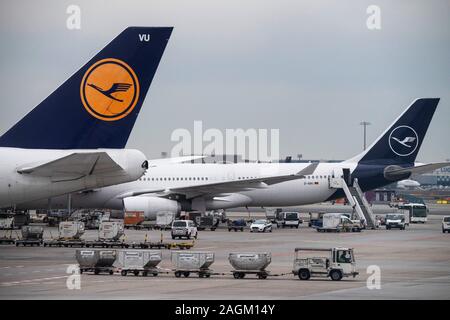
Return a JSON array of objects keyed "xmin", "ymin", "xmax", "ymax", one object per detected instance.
[
  {"xmin": 15, "ymin": 243, "xmax": 19, "ymax": 247},
  {"xmin": 80, "ymin": 269, "xmax": 83, "ymax": 274},
  {"xmin": 175, "ymin": 271, "xmax": 181, "ymax": 278},
  {"xmin": 199, "ymin": 273, "xmax": 204, "ymax": 278},
  {"xmin": 121, "ymin": 270, "xmax": 127, "ymax": 276},
  {"xmin": 109, "ymin": 270, "xmax": 114, "ymax": 275},
  {"xmin": 143, "ymin": 271, "xmax": 148, "ymax": 277},
  {"xmin": 94, "ymin": 269, "xmax": 100, "ymax": 275},
  {"xmin": 258, "ymin": 273, "xmax": 267, "ymax": 279},
  {"xmin": 153, "ymin": 273, "xmax": 158, "ymax": 277},
  {"xmin": 183, "ymin": 272, "xmax": 190, "ymax": 278},
  {"xmin": 239, "ymin": 273, "xmax": 245, "ymax": 279},
  {"xmin": 134, "ymin": 270, "xmax": 140, "ymax": 276},
  {"xmin": 205, "ymin": 274, "xmax": 211, "ymax": 278}
]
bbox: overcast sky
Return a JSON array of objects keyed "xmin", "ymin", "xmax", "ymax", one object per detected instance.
[{"xmin": 0, "ymin": 0, "xmax": 449, "ymax": 162}]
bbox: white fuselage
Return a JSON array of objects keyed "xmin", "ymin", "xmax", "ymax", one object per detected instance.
[
  {"xmin": 18, "ymin": 162, "xmax": 358, "ymax": 210},
  {"xmin": 0, "ymin": 148, "xmax": 146, "ymax": 208}
]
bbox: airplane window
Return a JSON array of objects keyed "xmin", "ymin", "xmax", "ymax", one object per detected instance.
[
  {"xmin": 206, "ymin": 177, "xmax": 208, "ymax": 180},
  {"xmin": 189, "ymin": 177, "xmax": 191, "ymax": 180}
]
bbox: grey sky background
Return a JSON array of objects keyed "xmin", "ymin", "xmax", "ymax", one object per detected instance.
[{"xmin": 0, "ymin": 0, "xmax": 449, "ymax": 162}]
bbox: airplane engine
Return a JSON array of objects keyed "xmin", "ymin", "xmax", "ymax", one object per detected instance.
[{"xmin": 123, "ymin": 196, "xmax": 181, "ymax": 221}]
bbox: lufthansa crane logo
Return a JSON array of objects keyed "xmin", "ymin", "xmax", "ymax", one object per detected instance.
[
  {"xmin": 388, "ymin": 125, "xmax": 419, "ymax": 157},
  {"xmin": 80, "ymin": 58, "xmax": 140, "ymax": 121}
]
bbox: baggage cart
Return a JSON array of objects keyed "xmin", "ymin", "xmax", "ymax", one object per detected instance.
[
  {"xmin": 171, "ymin": 251, "xmax": 214, "ymax": 278},
  {"xmin": 116, "ymin": 250, "xmax": 162, "ymax": 276},
  {"xmin": 75, "ymin": 249, "xmax": 117, "ymax": 275},
  {"xmin": 229, "ymin": 252, "xmax": 272, "ymax": 279}
]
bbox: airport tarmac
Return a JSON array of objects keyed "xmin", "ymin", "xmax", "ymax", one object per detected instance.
[{"xmin": 0, "ymin": 214, "xmax": 449, "ymax": 300}]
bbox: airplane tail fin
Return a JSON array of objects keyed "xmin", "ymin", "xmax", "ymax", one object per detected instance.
[
  {"xmin": 0, "ymin": 27, "xmax": 173, "ymax": 149},
  {"xmin": 347, "ymin": 98, "xmax": 440, "ymax": 165}
]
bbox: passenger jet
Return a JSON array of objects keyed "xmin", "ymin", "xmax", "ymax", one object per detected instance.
[{"xmin": 19, "ymin": 98, "xmax": 448, "ymax": 219}]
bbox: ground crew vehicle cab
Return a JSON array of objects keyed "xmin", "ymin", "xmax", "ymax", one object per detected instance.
[
  {"xmin": 292, "ymin": 247, "xmax": 358, "ymax": 281},
  {"xmin": 171, "ymin": 220, "xmax": 198, "ymax": 240}
]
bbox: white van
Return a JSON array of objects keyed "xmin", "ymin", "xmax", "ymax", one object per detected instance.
[{"xmin": 171, "ymin": 220, "xmax": 198, "ymax": 240}]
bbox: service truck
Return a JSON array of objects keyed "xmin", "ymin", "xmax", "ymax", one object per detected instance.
[
  {"xmin": 292, "ymin": 247, "xmax": 358, "ymax": 281},
  {"xmin": 275, "ymin": 212, "xmax": 302, "ymax": 228},
  {"xmin": 316, "ymin": 213, "xmax": 362, "ymax": 232}
]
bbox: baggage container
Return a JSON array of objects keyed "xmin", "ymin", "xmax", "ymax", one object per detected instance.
[
  {"xmin": 116, "ymin": 250, "xmax": 162, "ymax": 276},
  {"xmin": 21, "ymin": 226, "xmax": 44, "ymax": 240},
  {"xmin": 228, "ymin": 252, "xmax": 271, "ymax": 271},
  {"xmin": 229, "ymin": 252, "xmax": 272, "ymax": 279},
  {"xmin": 156, "ymin": 212, "xmax": 175, "ymax": 229},
  {"xmin": 75, "ymin": 249, "xmax": 116, "ymax": 274},
  {"xmin": 171, "ymin": 251, "xmax": 214, "ymax": 278},
  {"xmin": 98, "ymin": 221, "xmax": 124, "ymax": 241},
  {"xmin": 124, "ymin": 211, "xmax": 145, "ymax": 228},
  {"xmin": 59, "ymin": 221, "xmax": 85, "ymax": 239},
  {"xmin": 15, "ymin": 225, "xmax": 44, "ymax": 246}
]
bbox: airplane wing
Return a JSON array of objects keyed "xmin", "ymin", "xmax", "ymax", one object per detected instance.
[
  {"xmin": 17, "ymin": 152, "xmax": 123, "ymax": 182},
  {"xmin": 117, "ymin": 162, "xmax": 318, "ymax": 199},
  {"xmin": 385, "ymin": 162, "xmax": 450, "ymax": 179}
]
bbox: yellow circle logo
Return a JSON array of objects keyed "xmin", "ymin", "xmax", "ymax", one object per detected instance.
[{"xmin": 80, "ymin": 58, "xmax": 140, "ymax": 121}]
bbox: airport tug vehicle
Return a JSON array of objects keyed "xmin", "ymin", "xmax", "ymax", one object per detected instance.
[{"xmin": 292, "ymin": 247, "xmax": 358, "ymax": 281}]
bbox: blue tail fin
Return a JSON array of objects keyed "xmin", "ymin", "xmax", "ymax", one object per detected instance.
[
  {"xmin": 0, "ymin": 27, "xmax": 173, "ymax": 149},
  {"xmin": 349, "ymin": 98, "xmax": 440, "ymax": 165}
]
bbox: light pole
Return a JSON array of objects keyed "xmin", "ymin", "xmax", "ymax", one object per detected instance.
[{"xmin": 360, "ymin": 121, "xmax": 371, "ymax": 151}]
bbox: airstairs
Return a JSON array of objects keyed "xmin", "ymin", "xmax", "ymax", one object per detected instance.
[{"xmin": 329, "ymin": 176, "xmax": 377, "ymax": 229}]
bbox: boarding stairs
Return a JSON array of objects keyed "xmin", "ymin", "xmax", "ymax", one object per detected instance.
[{"xmin": 329, "ymin": 177, "xmax": 377, "ymax": 229}]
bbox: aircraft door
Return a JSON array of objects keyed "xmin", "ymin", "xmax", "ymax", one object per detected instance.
[{"xmin": 342, "ymin": 168, "xmax": 352, "ymax": 186}]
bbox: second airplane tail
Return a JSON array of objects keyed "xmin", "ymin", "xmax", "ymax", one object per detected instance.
[
  {"xmin": 347, "ymin": 98, "xmax": 440, "ymax": 165},
  {"xmin": 0, "ymin": 26, "xmax": 173, "ymax": 149}
]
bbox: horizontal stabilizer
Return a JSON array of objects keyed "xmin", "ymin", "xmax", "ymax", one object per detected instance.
[
  {"xmin": 17, "ymin": 152, "xmax": 123, "ymax": 182},
  {"xmin": 384, "ymin": 162, "xmax": 450, "ymax": 179}
]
